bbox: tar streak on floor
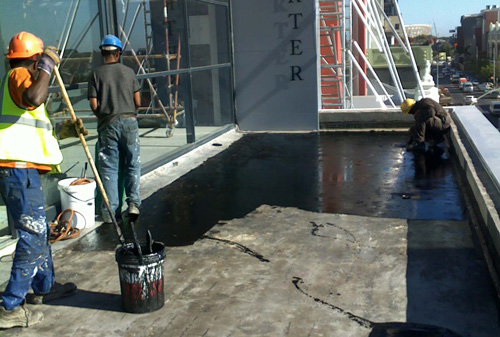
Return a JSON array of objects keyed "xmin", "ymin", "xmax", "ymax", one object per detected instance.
[{"xmin": 292, "ymin": 276, "xmax": 463, "ymax": 336}]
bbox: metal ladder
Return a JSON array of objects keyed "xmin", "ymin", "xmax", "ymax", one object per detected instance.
[
  {"xmin": 318, "ymin": 0, "xmax": 350, "ymax": 109},
  {"xmin": 142, "ymin": 0, "xmax": 154, "ymax": 74},
  {"xmin": 142, "ymin": 0, "xmax": 181, "ymax": 137}
]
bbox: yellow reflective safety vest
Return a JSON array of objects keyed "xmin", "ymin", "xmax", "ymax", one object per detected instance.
[{"xmin": 0, "ymin": 71, "xmax": 63, "ymax": 165}]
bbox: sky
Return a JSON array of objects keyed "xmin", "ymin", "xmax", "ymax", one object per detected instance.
[{"xmin": 398, "ymin": 1, "xmax": 498, "ymax": 37}]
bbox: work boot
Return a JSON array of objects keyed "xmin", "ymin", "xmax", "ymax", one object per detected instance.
[
  {"xmin": 101, "ymin": 211, "xmax": 113, "ymax": 223},
  {"xmin": 128, "ymin": 203, "xmax": 140, "ymax": 216},
  {"xmin": 0, "ymin": 305, "xmax": 43, "ymax": 329},
  {"xmin": 26, "ymin": 282, "xmax": 77, "ymax": 305}
]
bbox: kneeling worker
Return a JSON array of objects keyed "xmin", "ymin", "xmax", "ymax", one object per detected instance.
[
  {"xmin": 400, "ymin": 97, "xmax": 452, "ymax": 151},
  {"xmin": 0, "ymin": 31, "xmax": 87, "ymax": 329}
]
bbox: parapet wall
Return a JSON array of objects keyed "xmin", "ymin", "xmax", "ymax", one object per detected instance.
[
  {"xmin": 319, "ymin": 108, "xmax": 414, "ymax": 129},
  {"xmin": 449, "ymin": 106, "xmax": 500, "ymax": 286}
]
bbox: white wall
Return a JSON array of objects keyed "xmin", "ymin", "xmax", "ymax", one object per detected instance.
[{"xmin": 232, "ymin": 0, "xmax": 319, "ymax": 131}]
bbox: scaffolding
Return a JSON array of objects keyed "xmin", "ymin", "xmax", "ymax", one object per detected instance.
[
  {"xmin": 121, "ymin": 0, "xmax": 182, "ymax": 137},
  {"xmin": 318, "ymin": 1, "xmax": 345, "ymax": 109},
  {"xmin": 318, "ymin": 0, "xmax": 425, "ymax": 110},
  {"xmin": 42, "ymin": 0, "xmax": 183, "ymax": 137}
]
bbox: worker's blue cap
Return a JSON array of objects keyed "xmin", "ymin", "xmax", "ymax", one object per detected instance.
[{"xmin": 99, "ymin": 35, "xmax": 122, "ymax": 51}]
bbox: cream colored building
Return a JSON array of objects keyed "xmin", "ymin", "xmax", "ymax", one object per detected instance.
[{"xmin": 405, "ymin": 24, "xmax": 433, "ymax": 37}]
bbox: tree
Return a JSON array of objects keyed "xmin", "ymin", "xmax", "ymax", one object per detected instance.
[{"xmin": 480, "ymin": 58, "xmax": 500, "ymax": 83}]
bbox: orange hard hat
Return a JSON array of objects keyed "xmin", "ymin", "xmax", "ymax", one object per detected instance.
[{"xmin": 6, "ymin": 31, "xmax": 43, "ymax": 59}]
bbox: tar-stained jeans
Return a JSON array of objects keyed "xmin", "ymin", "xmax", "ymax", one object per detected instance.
[
  {"xmin": 98, "ymin": 116, "xmax": 141, "ymax": 219},
  {"xmin": 0, "ymin": 168, "xmax": 54, "ymax": 310}
]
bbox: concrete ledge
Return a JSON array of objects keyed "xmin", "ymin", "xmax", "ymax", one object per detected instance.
[
  {"xmin": 319, "ymin": 108, "xmax": 414, "ymax": 129},
  {"xmin": 453, "ymin": 106, "xmax": 500, "ymax": 192},
  {"xmin": 449, "ymin": 106, "xmax": 500, "ymax": 286}
]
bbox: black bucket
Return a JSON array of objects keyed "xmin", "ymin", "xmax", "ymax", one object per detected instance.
[{"xmin": 115, "ymin": 242, "xmax": 166, "ymax": 313}]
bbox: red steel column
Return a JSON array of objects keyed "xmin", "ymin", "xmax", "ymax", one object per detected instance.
[{"xmin": 352, "ymin": 0, "xmax": 367, "ymax": 95}]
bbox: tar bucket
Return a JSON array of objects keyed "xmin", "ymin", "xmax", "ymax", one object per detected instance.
[
  {"xmin": 57, "ymin": 178, "xmax": 96, "ymax": 229},
  {"xmin": 115, "ymin": 242, "xmax": 166, "ymax": 313}
]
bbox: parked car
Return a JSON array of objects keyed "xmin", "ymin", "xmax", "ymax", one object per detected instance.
[
  {"xmin": 490, "ymin": 101, "xmax": 500, "ymax": 114},
  {"xmin": 479, "ymin": 83, "xmax": 493, "ymax": 92},
  {"xmin": 472, "ymin": 80, "xmax": 480, "ymax": 86},
  {"xmin": 463, "ymin": 82, "xmax": 474, "ymax": 92},
  {"xmin": 463, "ymin": 95, "xmax": 477, "ymax": 105},
  {"xmin": 486, "ymin": 90, "xmax": 500, "ymax": 99}
]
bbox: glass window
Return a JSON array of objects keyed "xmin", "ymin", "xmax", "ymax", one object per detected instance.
[
  {"xmin": 187, "ymin": 0, "xmax": 230, "ymax": 67},
  {"xmin": 0, "ymin": 0, "xmax": 234, "ymax": 238},
  {"xmin": 115, "ymin": 0, "xmax": 189, "ymax": 143},
  {"xmin": 192, "ymin": 67, "xmax": 233, "ymax": 128},
  {"xmin": 1, "ymin": 0, "xmax": 100, "ymax": 87}
]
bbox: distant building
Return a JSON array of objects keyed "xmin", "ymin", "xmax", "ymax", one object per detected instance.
[
  {"xmin": 381, "ymin": 0, "xmax": 402, "ymax": 45},
  {"xmin": 460, "ymin": 14, "xmax": 482, "ymax": 59},
  {"xmin": 488, "ymin": 22, "xmax": 500, "ymax": 60},
  {"xmin": 483, "ymin": 5, "xmax": 500, "ymax": 58},
  {"xmin": 405, "ymin": 25, "xmax": 432, "ymax": 38},
  {"xmin": 456, "ymin": 5, "xmax": 500, "ymax": 61}
]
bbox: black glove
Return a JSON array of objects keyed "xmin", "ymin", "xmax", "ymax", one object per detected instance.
[
  {"xmin": 407, "ymin": 142, "xmax": 425, "ymax": 151},
  {"xmin": 56, "ymin": 118, "xmax": 88, "ymax": 140},
  {"xmin": 37, "ymin": 46, "xmax": 60, "ymax": 75}
]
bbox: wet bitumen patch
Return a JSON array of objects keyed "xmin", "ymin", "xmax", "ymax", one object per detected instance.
[{"xmin": 71, "ymin": 132, "xmax": 466, "ymax": 251}]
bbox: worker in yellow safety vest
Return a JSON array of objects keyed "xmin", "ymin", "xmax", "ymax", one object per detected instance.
[{"xmin": 0, "ymin": 31, "xmax": 87, "ymax": 329}]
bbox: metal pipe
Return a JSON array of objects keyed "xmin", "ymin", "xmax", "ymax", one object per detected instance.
[
  {"xmin": 119, "ymin": 25, "xmax": 171, "ymax": 123},
  {"xmin": 320, "ymin": 107, "xmax": 401, "ymax": 113},
  {"xmin": 50, "ymin": 113, "xmax": 169, "ymax": 121},
  {"xmin": 346, "ymin": 0, "xmax": 353, "ymax": 108},
  {"xmin": 61, "ymin": 13, "xmax": 99, "ymax": 68},
  {"xmin": 347, "ymin": 50, "xmax": 385, "ymax": 107},
  {"xmin": 371, "ymin": 0, "xmax": 407, "ymax": 54},
  {"xmin": 352, "ymin": 41, "xmax": 396, "ymax": 107},
  {"xmin": 392, "ymin": 0, "xmax": 425, "ymax": 98},
  {"xmin": 367, "ymin": 0, "xmax": 405, "ymax": 102},
  {"xmin": 120, "ymin": 0, "xmax": 130, "ymax": 37},
  {"xmin": 164, "ymin": 0, "xmax": 173, "ymax": 109},
  {"xmin": 59, "ymin": 0, "xmax": 81, "ymax": 59},
  {"xmin": 122, "ymin": 3, "xmax": 142, "ymax": 53},
  {"xmin": 47, "ymin": 62, "xmax": 232, "ymax": 94},
  {"xmin": 351, "ymin": 0, "xmax": 383, "ymax": 52},
  {"xmin": 48, "ymin": 0, "xmax": 81, "ymax": 90}
]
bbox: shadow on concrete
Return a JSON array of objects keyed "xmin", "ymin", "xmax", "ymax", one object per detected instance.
[
  {"xmin": 0, "ymin": 290, "xmax": 123, "ymax": 312},
  {"xmin": 368, "ymin": 323, "xmax": 462, "ymax": 337},
  {"xmin": 42, "ymin": 290, "xmax": 123, "ymax": 312}
]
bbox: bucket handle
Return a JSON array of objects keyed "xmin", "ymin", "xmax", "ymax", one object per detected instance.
[{"xmin": 61, "ymin": 188, "xmax": 96, "ymax": 203}]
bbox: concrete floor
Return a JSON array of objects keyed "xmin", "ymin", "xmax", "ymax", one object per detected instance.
[{"xmin": 1, "ymin": 132, "xmax": 499, "ymax": 337}]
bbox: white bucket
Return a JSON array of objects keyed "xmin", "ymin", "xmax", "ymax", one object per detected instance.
[{"xmin": 57, "ymin": 178, "xmax": 96, "ymax": 229}]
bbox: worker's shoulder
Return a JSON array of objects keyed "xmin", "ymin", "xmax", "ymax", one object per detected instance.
[
  {"xmin": 96, "ymin": 62, "xmax": 135, "ymax": 76},
  {"xmin": 8, "ymin": 67, "xmax": 31, "ymax": 82},
  {"xmin": 417, "ymin": 98, "xmax": 442, "ymax": 109}
]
